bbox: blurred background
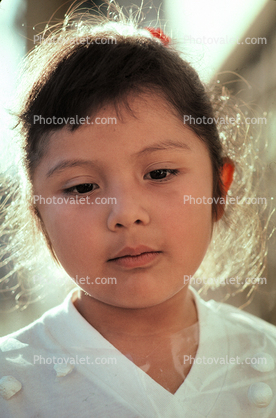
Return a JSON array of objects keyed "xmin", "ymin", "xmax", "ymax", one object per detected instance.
[{"xmin": 0, "ymin": 0, "xmax": 275, "ymax": 336}]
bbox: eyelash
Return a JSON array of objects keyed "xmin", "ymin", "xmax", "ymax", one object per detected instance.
[
  {"xmin": 63, "ymin": 169, "xmax": 180, "ymax": 195},
  {"xmin": 145, "ymin": 168, "xmax": 179, "ymax": 181},
  {"xmin": 63, "ymin": 183, "xmax": 98, "ymax": 195}
]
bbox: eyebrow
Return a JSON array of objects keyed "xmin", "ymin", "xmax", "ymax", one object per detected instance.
[
  {"xmin": 46, "ymin": 160, "xmax": 98, "ymax": 178},
  {"xmin": 134, "ymin": 139, "xmax": 192, "ymax": 156},
  {"xmin": 46, "ymin": 140, "xmax": 192, "ymax": 178}
]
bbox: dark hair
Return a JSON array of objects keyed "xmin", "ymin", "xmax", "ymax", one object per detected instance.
[
  {"xmin": 0, "ymin": 6, "xmax": 268, "ymax": 310},
  {"xmin": 19, "ymin": 26, "xmax": 224, "ymax": 220}
]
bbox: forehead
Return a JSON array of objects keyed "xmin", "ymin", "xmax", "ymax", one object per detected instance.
[
  {"xmin": 49, "ymin": 93, "xmax": 203, "ymax": 148},
  {"xmin": 33, "ymin": 92, "xmax": 211, "ymax": 180}
]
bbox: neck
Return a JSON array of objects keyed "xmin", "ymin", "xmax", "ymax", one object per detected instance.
[{"xmin": 73, "ymin": 287, "xmax": 198, "ymax": 339}]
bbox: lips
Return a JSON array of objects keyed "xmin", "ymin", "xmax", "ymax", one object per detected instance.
[
  {"xmin": 109, "ymin": 245, "xmax": 159, "ymax": 260},
  {"xmin": 108, "ymin": 245, "xmax": 161, "ymax": 268}
]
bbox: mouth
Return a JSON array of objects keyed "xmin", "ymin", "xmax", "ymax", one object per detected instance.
[{"xmin": 108, "ymin": 246, "xmax": 162, "ymax": 268}]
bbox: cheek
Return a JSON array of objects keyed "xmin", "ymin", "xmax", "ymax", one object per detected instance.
[
  {"xmin": 154, "ymin": 169, "xmax": 213, "ymax": 268},
  {"xmin": 162, "ymin": 199, "xmax": 212, "ymax": 260},
  {"xmin": 38, "ymin": 205, "xmax": 103, "ymax": 274}
]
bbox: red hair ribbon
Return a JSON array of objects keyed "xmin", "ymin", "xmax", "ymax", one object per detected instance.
[{"xmin": 144, "ymin": 27, "xmax": 170, "ymax": 46}]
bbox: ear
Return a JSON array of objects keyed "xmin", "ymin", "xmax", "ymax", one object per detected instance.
[{"xmin": 215, "ymin": 158, "xmax": 235, "ymax": 221}]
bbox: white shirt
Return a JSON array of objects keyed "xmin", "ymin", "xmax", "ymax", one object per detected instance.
[{"xmin": 0, "ymin": 287, "xmax": 275, "ymax": 417}]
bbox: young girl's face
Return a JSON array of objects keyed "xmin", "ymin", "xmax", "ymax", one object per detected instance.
[{"xmin": 33, "ymin": 93, "xmax": 214, "ymax": 309}]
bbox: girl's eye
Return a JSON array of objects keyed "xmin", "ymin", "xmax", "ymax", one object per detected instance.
[
  {"xmin": 64, "ymin": 183, "xmax": 98, "ymax": 195},
  {"xmin": 146, "ymin": 169, "xmax": 179, "ymax": 181}
]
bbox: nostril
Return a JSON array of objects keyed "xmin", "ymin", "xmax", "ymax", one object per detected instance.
[{"xmin": 115, "ymin": 223, "xmax": 124, "ymax": 228}]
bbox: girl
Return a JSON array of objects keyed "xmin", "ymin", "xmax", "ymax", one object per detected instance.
[{"xmin": 0, "ymin": 2, "xmax": 275, "ymax": 417}]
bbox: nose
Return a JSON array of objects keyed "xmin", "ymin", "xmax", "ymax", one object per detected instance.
[{"xmin": 106, "ymin": 184, "xmax": 150, "ymax": 231}]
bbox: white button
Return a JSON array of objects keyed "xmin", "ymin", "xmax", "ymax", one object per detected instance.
[
  {"xmin": 54, "ymin": 362, "xmax": 74, "ymax": 377},
  {"xmin": 0, "ymin": 376, "xmax": 22, "ymax": 400},
  {"xmin": 250, "ymin": 353, "xmax": 275, "ymax": 373},
  {"xmin": 248, "ymin": 382, "xmax": 273, "ymax": 408}
]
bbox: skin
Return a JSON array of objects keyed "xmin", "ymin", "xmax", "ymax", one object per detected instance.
[{"xmin": 33, "ymin": 93, "xmax": 224, "ymax": 393}]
